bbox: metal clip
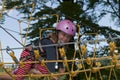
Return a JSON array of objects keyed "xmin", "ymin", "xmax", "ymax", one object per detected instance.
[
  {"xmin": 57, "ymin": 40, "xmax": 63, "ymax": 47},
  {"xmin": 6, "ymin": 46, "xmax": 19, "ymax": 64}
]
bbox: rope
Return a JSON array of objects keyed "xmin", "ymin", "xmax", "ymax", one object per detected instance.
[
  {"xmin": 77, "ymin": 25, "xmax": 88, "ymax": 80},
  {"xmin": 23, "ymin": 3, "xmax": 35, "ymax": 46},
  {"xmin": 0, "ymin": 25, "xmax": 24, "ymax": 47},
  {"xmin": 0, "ymin": 1, "xmax": 120, "ymax": 80},
  {"xmin": 17, "ymin": 20, "xmax": 23, "ymax": 44},
  {"xmin": 0, "ymin": 36, "xmax": 120, "ymax": 51},
  {"xmin": 1, "ymin": 54, "xmax": 120, "ymax": 79},
  {"xmin": 0, "ymin": 64, "xmax": 119, "ymax": 79},
  {"xmin": 0, "ymin": 41, "xmax": 4, "ymax": 62}
]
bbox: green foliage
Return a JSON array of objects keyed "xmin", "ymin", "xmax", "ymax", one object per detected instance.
[
  {"xmin": 4, "ymin": 0, "xmax": 120, "ymax": 40},
  {"xmin": 2, "ymin": 0, "xmax": 120, "ymax": 79},
  {"xmin": 5, "ymin": 0, "xmax": 23, "ymax": 9},
  {"xmin": 58, "ymin": 1, "xmax": 83, "ymax": 19}
]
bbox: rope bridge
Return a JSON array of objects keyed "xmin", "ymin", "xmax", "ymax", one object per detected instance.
[
  {"xmin": 0, "ymin": 38, "xmax": 120, "ymax": 80},
  {"xmin": 0, "ymin": 1, "xmax": 120, "ymax": 80}
]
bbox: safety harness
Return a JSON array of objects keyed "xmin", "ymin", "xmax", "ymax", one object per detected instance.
[
  {"xmin": 19, "ymin": 50, "xmax": 35, "ymax": 61},
  {"xmin": 6, "ymin": 45, "xmax": 45, "ymax": 64}
]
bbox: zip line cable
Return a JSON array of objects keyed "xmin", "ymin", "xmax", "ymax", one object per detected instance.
[
  {"xmin": 0, "ymin": 25, "xmax": 24, "ymax": 47},
  {"xmin": 0, "ymin": 36, "xmax": 120, "ymax": 51},
  {"xmin": 0, "ymin": 2, "xmax": 120, "ymax": 79}
]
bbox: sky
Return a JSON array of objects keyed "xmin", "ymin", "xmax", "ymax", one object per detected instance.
[
  {"xmin": 0, "ymin": 2, "xmax": 119, "ymax": 63},
  {"xmin": 0, "ymin": 10, "xmax": 28, "ymax": 62}
]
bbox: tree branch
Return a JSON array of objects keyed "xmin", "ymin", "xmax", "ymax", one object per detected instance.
[{"xmin": 108, "ymin": 0, "xmax": 120, "ymax": 19}]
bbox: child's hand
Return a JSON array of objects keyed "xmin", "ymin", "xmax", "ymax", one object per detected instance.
[{"xmin": 30, "ymin": 68, "xmax": 42, "ymax": 74}]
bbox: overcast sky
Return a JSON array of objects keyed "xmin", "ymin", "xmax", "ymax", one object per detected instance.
[{"xmin": 0, "ymin": 10, "xmax": 28, "ymax": 62}]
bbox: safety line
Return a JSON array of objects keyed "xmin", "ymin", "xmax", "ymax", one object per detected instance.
[
  {"xmin": 0, "ymin": 25, "xmax": 24, "ymax": 47},
  {"xmin": 0, "ymin": 36, "xmax": 120, "ymax": 51}
]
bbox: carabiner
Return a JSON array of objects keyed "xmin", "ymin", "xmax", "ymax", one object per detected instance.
[{"xmin": 6, "ymin": 46, "xmax": 19, "ymax": 64}]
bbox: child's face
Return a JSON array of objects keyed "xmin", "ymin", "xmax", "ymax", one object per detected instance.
[{"xmin": 58, "ymin": 31, "xmax": 72, "ymax": 43}]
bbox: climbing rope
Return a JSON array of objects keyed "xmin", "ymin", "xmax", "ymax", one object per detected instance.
[{"xmin": 0, "ymin": 1, "xmax": 120, "ymax": 80}]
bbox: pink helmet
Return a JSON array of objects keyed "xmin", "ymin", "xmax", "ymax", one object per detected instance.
[{"xmin": 56, "ymin": 20, "xmax": 76, "ymax": 36}]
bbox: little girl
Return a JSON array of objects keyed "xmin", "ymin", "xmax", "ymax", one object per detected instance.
[{"xmin": 0, "ymin": 19, "xmax": 76, "ymax": 80}]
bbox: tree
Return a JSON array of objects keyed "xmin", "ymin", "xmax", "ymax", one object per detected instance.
[
  {"xmin": 1, "ymin": 0, "xmax": 120, "ymax": 79},
  {"xmin": 2, "ymin": 0, "xmax": 119, "ymax": 54},
  {"xmin": 2, "ymin": 0, "xmax": 119, "ymax": 36}
]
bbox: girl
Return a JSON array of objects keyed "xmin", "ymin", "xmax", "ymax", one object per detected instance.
[{"xmin": 0, "ymin": 19, "xmax": 76, "ymax": 80}]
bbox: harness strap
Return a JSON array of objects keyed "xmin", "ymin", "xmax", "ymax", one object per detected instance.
[
  {"xmin": 20, "ymin": 49, "xmax": 34, "ymax": 61},
  {"xmin": 20, "ymin": 50, "xmax": 45, "ymax": 62},
  {"xmin": 20, "ymin": 38, "xmax": 47, "ymax": 62},
  {"xmin": 20, "ymin": 55, "xmax": 34, "ymax": 61}
]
